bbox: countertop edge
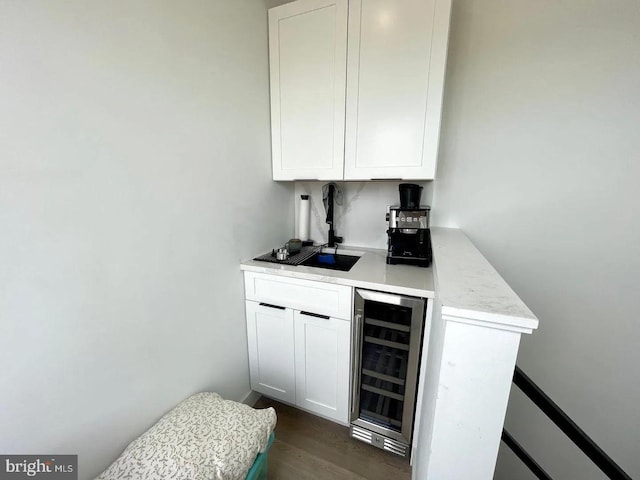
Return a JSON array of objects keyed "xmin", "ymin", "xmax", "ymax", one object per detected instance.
[
  {"xmin": 441, "ymin": 306, "xmax": 539, "ymax": 332},
  {"xmin": 431, "ymin": 227, "xmax": 539, "ymax": 333}
]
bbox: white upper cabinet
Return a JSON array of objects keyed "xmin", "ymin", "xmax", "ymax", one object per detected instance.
[
  {"xmin": 344, "ymin": 0, "xmax": 451, "ymax": 180},
  {"xmin": 268, "ymin": 0, "xmax": 451, "ymax": 181},
  {"xmin": 269, "ymin": 0, "xmax": 348, "ymax": 181}
]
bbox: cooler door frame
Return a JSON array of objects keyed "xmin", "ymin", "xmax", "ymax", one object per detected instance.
[{"xmin": 351, "ymin": 289, "xmax": 425, "ymax": 444}]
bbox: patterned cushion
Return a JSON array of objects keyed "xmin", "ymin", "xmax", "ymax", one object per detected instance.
[{"xmin": 96, "ymin": 392, "xmax": 277, "ymax": 480}]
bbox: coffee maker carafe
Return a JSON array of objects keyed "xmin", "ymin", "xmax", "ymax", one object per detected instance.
[{"xmin": 386, "ymin": 184, "xmax": 432, "ymax": 267}]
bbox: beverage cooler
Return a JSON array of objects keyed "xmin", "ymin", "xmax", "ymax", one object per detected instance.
[{"xmin": 350, "ymin": 289, "xmax": 426, "ymax": 457}]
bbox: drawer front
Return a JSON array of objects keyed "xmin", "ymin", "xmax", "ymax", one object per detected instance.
[{"xmin": 244, "ymin": 272, "xmax": 352, "ymax": 320}]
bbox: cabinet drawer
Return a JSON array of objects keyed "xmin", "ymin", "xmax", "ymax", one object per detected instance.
[{"xmin": 244, "ymin": 272, "xmax": 352, "ymax": 320}]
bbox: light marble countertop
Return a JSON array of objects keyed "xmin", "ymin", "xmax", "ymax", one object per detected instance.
[
  {"xmin": 242, "ymin": 229, "xmax": 539, "ymax": 333},
  {"xmin": 431, "ymin": 227, "xmax": 539, "ymax": 333},
  {"xmin": 240, "ymin": 245, "xmax": 435, "ymax": 299}
]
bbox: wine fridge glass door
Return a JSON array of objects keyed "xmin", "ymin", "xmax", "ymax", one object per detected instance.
[{"xmin": 351, "ymin": 289, "xmax": 425, "ymax": 447}]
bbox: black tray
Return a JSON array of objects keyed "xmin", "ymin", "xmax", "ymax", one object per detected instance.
[{"xmin": 253, "ymin": 246, "xmax": 320, "ymax": 266}]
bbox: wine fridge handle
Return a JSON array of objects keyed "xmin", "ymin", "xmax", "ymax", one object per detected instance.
[{"xmin": 351, "ymin": 312, "xmax": 363, "ymax": 419}]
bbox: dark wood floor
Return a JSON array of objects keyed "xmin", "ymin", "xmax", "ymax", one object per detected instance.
[{"xmin": 254, "ymin": 396, "xmax": 411, "ymax": 480}]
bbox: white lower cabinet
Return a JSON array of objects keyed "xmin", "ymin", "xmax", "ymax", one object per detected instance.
[
  {"xmin": 244, "ymin": 272, "xmax": 352, "ymax": 425},
  {"xmin": 245, "ymin": 301, "xmax": 295, "ymax": 404},
  {"xmin": 294, "ymin": 311, "xmax": 350, "ymax": 424}
]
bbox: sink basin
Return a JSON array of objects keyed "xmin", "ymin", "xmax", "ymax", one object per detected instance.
[{"xmin": 300, "ymin": 252, "xmax": 361, "ymax": 272}]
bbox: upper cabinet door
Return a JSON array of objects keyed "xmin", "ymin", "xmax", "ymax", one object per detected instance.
[
  {"xmin": 269, "ymin": 0, "xmax": 348, "ymax": 181},
  {"xmin": 343, "ymin": 0, "xmax": 451, "ymax": 180}
]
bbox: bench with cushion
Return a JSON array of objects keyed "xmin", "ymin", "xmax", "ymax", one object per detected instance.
[{"xmin": 96, "ymin": 392, "xmax": 276, "ymax": 480}]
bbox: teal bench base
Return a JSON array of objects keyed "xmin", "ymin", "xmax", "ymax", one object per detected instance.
[{"xmin": 245, "ymin": 432, "xmax": 275, "ymax": 480}]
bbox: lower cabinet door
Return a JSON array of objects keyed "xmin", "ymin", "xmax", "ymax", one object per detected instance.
[
  {"xmin": 294, "ymin": 310, "xmax": 351, "ymax": 424},
  {"xmin": 246, "ymin": 301, "xmax": 295, "ymax": 404}
]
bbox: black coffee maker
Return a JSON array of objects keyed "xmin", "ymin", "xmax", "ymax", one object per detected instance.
[{"xmin": 386, "ymin": 184, "xmax": 432, "ymax": 267}]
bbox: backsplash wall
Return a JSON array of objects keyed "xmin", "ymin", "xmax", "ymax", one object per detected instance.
[{"xmin": 294, "ymin": 181, "xmax": 433, "ymax": 249}]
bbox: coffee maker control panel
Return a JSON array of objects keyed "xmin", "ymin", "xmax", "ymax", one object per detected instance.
[{"xmin": 388, "ymin": 206, "xmax": 430, "ymax": 229}]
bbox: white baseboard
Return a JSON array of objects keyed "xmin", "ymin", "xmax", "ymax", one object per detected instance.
[{"xmin": 240, "ymin": 390, "xmax": 260, "ymax": 406}]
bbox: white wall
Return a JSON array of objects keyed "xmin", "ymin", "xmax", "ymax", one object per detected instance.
[
  {"xmin": 294, "ymin": 181, "xmax": 433, "ymax": 249},
  {"xmin": 432, "ymin": 0, "xmax": 639, "ymax": 478},
  {"xmin": 0, "ymin": 1, "xmax": 293, "ymax": 478}
]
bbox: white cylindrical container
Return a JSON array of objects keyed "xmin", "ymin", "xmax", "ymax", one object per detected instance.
[{"xmin": 297, "ymin": 194, "xmax": 310, "ymax": 241}]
